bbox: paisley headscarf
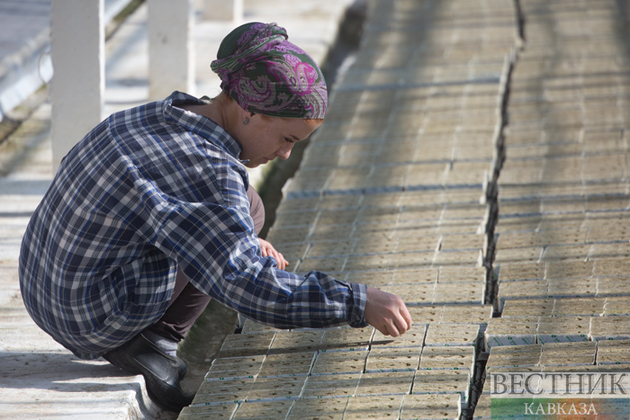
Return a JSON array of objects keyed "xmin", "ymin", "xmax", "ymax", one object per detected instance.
[{"xmin": 211, "ymin": 22, "xmax": 327, "ymax": 119}]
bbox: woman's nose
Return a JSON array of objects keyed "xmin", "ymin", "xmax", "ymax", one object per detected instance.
[{"xmin": 277, "ymin": 144, "xmax": 293, "ymax": 160}]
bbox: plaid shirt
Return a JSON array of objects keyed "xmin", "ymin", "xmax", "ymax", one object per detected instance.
[{"xmin": 19, "ymin": 92, "xmax": 367, "ymax": 360}]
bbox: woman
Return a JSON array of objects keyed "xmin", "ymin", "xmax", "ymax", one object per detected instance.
[{"xmin": 19, "ymin": 22, "xmax": 411, "ymax": 411}]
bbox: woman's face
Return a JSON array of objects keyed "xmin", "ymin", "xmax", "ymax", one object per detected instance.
[{"xmin": 237, "ymin": 115, "xmax": 323, "ymax": 168}]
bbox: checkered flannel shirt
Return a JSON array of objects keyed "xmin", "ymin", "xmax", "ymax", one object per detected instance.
[{"xmin": 19, "ymin": 92, "xmax": 367, "ymax": 359}]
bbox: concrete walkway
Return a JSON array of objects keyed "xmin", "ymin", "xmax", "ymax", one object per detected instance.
[{"xmin": 0, "ymin": 1, "xmax": 354, "ymax": 419}]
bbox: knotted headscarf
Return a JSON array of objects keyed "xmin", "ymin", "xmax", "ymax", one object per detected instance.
[{"xmin": 211, "ymin": 22, "xmax": 327, "ymax": 119}]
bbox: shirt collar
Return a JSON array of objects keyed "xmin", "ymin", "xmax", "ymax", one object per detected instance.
[{"xmin": 162, "ymin": 91, "xmax": 245, "ymax": 162}]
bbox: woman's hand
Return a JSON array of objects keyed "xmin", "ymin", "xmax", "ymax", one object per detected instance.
[
  {"xmin": 259, "ymin": 238, "xmax": 289, "ymax": 270},
  {"xmin": 364, "ymin": 287, "xmax": 412, "ymax": 337}
]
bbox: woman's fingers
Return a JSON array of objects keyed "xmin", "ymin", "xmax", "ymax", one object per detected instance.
[
  {"xmin": 259, "ymin": 239, "xmax": 289, "ymax": 270},
  {"xmin": 383, "ymin": 308, "xmax": 412, "ymax": 337},
  {"xmin": 399, "ymin": 304, "xmax": 412, "ymax": 332},
  {"xmin": 364, "ymin": 287, "xmax": 412, "ymax": 337}
]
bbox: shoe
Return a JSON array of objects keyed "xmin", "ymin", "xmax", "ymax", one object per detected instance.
[
  {"xmin": 104, "ymin": 344, "xmax": 188, "ymax": 380},
  {"xmin": 104, "ymin": 332, "xmax": 188, "ymax": 380},
  {"xmin": 103, "ymin": 333, "xmax": 195, "ymax": 411},
  {"xmin": 142, "ymin": 330, "xmax": 188, "ymax": 380},
  {"xmin": 175, "ymin": 356, "xmax": 187, "ymax": 380}
]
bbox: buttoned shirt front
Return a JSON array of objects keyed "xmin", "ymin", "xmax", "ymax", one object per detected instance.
[{"xmin": 19, "ymin": 92, "xmax": 367, "ymax": 360}]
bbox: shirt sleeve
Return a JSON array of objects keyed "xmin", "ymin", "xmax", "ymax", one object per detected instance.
[{"xmin": 152, "ymin": 194, "xmax": 368, "ymax": 330}]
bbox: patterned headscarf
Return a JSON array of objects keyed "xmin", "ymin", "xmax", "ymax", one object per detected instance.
[{"xmin": 211, "ymin": 22, "xmax": 327, "ymax": 119}]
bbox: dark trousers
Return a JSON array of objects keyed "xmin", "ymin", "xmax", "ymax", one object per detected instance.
[{"xmin": 147, "ymin": 186, "xmax": 265, "ymax": 342}]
